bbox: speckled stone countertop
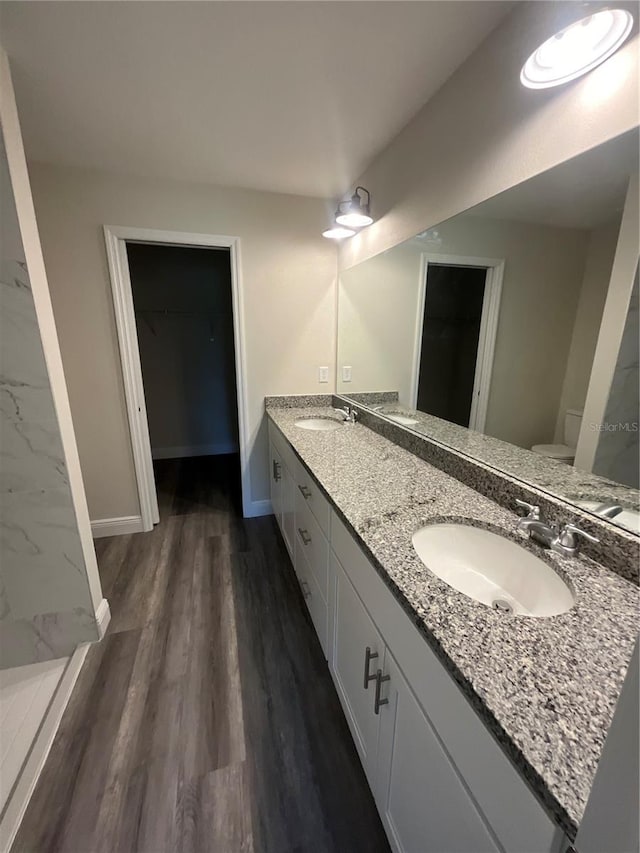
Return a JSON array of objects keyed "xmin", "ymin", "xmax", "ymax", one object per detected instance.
[
  {"xmin": 339, "ymin": 399, "xmax": 640, "ymax": 532},
  {"xmin": 266, "ymin": 404, "xmax": 639, "ymax": 840}
]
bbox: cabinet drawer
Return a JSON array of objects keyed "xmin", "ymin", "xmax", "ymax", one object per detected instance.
[
  {"xmin": 295, "ymin": 491, "xmax": 329, "ymax": 600},
  {"xmin": 268, "ymin": 420, "xmax": 297, "ymax": 475},
  {"xmin": 296, "ymin": 546, "xmax": 328, "ymax": 657},
  {"xmin": 294, "ymin": 456, "xmax": 330, "ymax": 538}
]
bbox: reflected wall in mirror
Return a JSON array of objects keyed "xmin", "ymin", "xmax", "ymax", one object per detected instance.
[{"xmin": 337, "ymin": 129, "xmax": 639, "ymax": 534}]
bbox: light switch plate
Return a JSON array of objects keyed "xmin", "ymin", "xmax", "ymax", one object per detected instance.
[
  {"xmin": 318, "ymin": 366, "xmax": 329, "ymax": 383},
  {"xmin": 342, "ymin": 365, "xmax": 352, "ymax": 382}
]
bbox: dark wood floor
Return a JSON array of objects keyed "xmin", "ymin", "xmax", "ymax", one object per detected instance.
[{"xmin": 12, "ymin": 455, "xmax": 390, "ymax": 853}]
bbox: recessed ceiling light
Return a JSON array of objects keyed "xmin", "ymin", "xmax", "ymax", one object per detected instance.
[
  {"xmin": 521, "ymin": 8, "xmax": 634, "ymax": 89},
  {"xmin": 322, "ymin": 226, "xmax": 356, "ymax": 240}
]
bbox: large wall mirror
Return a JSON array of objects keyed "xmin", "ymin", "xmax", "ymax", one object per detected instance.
[{"xmin": 337, "ymin": 128, "xmax": 639, "ymax": 534}]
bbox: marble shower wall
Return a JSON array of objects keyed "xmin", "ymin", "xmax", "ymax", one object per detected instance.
[
  {"xmin": 593, "ymin": 267, "xmax": 640, "ymax": 489},
  {"xmin": 0, "ymin": 134, "xmax": 100, "ymax": 667}
]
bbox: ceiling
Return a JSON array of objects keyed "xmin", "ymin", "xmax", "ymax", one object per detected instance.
[
  {"xmin": 465, "ymin": 129, "xmax": 639, "ymax": 230},
  {"xmin": 0, "ymin": 1, "xmax": 512, "ymax": 198}
]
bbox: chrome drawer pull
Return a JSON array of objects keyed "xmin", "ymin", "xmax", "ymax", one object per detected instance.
[
  {"xmin": 363, "ymin": 646, "xmax": 379, "ymax": 689},
  {"xmin": 298, "ymin": 484, "xmax": 312, "ymax": 499},
  {"xmin": 272, "ymin": 460, "xmax": 281, "ymax": 482},
  {"xmin": 298, "ymin": 528, "xmax": 312, "ymax": 546},
  {"xmin": 374, "ymin": 669, "xmax": 390, "ymax": 715},
  {"xmin": 300, "ymin": 580, "xmax": 311, "ymax": 599}
]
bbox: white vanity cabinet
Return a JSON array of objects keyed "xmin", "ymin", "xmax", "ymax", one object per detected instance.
[
  {"xmin": 281, "ymin": 461, "xmax": 296, "ymax": 559},
  {"xmin": 331, "ymin": 550, "xmax": 499, "ymax": 853},
  {"xmin": 330, "ymin": 510, "xmax": 567, "ymax": 853},
  {"xmin": 268, "ymin": 422, "xmax": 296, "ymax": 560},
  {"xmin": 330, "ymin": 553, "xmax": 385, "ymax": 785},
  {"xmin": 267, "ymin": 420, "xmax": 569, "ymax": 853},
  {"xmin": 375, "ymin": 648, "xmax": 501, "ymax": 853},
  {"xmin": 269, "ymin": 441, "xmax": 283, "ymax": 523},
  {"xmin": 269, "ymin": 421, "xmax": 331, "ymax": 657},
  {"xmin": 295, "ymin": 486, "xmax": 329, "ymax": 600}
]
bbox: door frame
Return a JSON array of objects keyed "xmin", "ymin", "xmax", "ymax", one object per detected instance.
[
  {"xmin": 103, "ymin": 225, "xmax": 252, "ymax": 528},
  {"xmin": 410, "ymin": 253, "xmax": 504, "ymax": 432}
]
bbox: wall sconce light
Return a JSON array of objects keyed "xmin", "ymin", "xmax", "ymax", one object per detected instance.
[
  {"xmin": 335, "ymin": 187, "xmax": 374, "ymax": 228},
  {"xmin": 521, "ymin": 7, "xmax": 634, "ymax": 89},
  {"xmin": 322, "ymin": 186, "xmax": 373, "ymax": 239},
  {"xmin": 322, "ymin": 225, "xmax": 356, "ymax": 240}
]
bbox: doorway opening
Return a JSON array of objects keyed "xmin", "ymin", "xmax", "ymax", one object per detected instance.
[
  {"xmin": 104, "ymin": 227, "xmax": 250, "ymax": 530},
  {"xmin": 411, "ymin": 254, "xmax": 503, "ymax": 432},
  {"xmin": 127, "ymin": 242, "xmax": 241, "ymax": 516}
]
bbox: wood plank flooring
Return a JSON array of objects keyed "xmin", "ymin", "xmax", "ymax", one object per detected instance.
[{"xmin": 12, "ymin": 455, "xmax": 390, "ymax": 853}]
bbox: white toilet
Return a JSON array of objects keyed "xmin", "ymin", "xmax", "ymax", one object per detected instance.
[{"xmin": 531, "ymin": 409, "xmax": 583, "ymax": 465}]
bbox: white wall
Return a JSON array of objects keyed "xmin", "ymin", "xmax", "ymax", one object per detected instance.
[
  {"xmin": 555, "ymin": 218, "xmax": 621, "ymax": 441},
  {"xmin": 338, "ymin": 242, "xmax": 421, "ymax": 405},
  {"xmin": 340, "ymin": 1, "xmax": 639, "ymax": 272},
  {"xmin": 28, "ymin": 163, "xmax": 336, "ymax": 519},
  {"xmin": 338, "ymin": 215, "xmax": 588, "ymax": 450},
  {"xmin": 128, "ymin": 243, "xmax": 239, "ymax": 459}
]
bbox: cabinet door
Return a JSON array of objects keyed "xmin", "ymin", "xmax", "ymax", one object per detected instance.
[
  {"xmin": 329, "ymin": 554, "xmax": 383, "ymax": 785},
  {"xmin": 269, "ymin": 441, "xmax": 283, "ymax": 528},
  {"xmin": 295, "ymin": 544, "xmax": 328, "ymax": 658},
  {"xmin": 281, "ymin": 460, "xmax": 296, "ymax": 559},
  {"xmin": 376, "ymin": 650, "xmax": 500, "ymax": 853}
]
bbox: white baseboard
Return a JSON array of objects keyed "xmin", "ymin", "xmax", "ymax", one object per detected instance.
[
  {"xmin": 0, "ymin": 645, "xmax": 89, "ymax": 853},
  {"xmin": 151, "ymin": 443, "xmax": 239, "ymax": 460},
  {"xmin": 95, "ymin": 598, "xmax": 111, "ymax": 639},
  {"xmin": 244, "ymin": 499, "xmax": 272, "ymax": 518},
  {"xmin": 91, "ymin": 515, "xmax": 144, "ymax": 538}
]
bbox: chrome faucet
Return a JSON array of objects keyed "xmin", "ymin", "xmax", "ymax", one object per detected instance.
[
  {"xmin": 334, "ymin": 405, "xmax": 357, "ymax": 424},
  {"xmin": 515, "ymin": 499, "xmax": 599, "ymax": 558},
  {"xmin": 590, "ymin": 502, "xmax": 623, "ymax": 519}
]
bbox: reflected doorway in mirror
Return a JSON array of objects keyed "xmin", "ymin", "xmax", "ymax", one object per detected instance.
[{"xmin": 410, "ymin": 254, "xmax": 504, "ymax": 432}]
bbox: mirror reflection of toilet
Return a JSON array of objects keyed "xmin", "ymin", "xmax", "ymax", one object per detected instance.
[{"xmin": 531, "ymin": 409, "xmax": 583, "ymax": 465}]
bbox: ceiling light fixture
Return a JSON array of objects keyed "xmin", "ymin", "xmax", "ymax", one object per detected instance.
[
  {"xmin": 521, "ymin": 8, "xmax": 634, "ymax": 89},
  {"xmin": 322, "ymin": 225, "xmax": 356, "ymax": 240},
  {"xmin": 335, "ymin": 187, "xmax": 374, "ymax": 228}
]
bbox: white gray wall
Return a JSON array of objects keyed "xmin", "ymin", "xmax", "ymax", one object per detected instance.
[
  {"xmin": 340, "ymin": 2, "xmax": 639, "ymax": 272},
  {"xmin": 28, "ymin": 164, "xmax": 337, "ymax": 519},
  {"xmin": 23, "ymin": 0, "xmax": 640, "ymax": 523},
  {"xmin": 555, "ymin": 218, "xmax": 621, "ymax": 441},
  {"xmin": 338, "ymin": 242, "xmax": 420, "ymax": 405}
]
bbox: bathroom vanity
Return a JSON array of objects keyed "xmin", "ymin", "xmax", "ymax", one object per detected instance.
[{"xmin": 266, "ymin": 399, "xmax": 638, "ymax": 853}]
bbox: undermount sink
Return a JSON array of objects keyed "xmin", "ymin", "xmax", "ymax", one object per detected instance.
[
  {"xmin": 386, "ymin": 413, "xmax": 419, "ymax": 426},
  {"xmin": 294, "ymin": 417, "xmax": 341, "ymax": 432},
  {"xmin": 411, "ymin": 523, "xmax": 574, "ymax": 617}
]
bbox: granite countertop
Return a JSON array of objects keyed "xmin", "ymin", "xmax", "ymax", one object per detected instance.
[
  {"xmin": 341, "ymin": 400, "xmax": 640, "ymax": 530},
  {"xmin": 266, "ymin": 404, "xmax": 639, "ymax": 840}
]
